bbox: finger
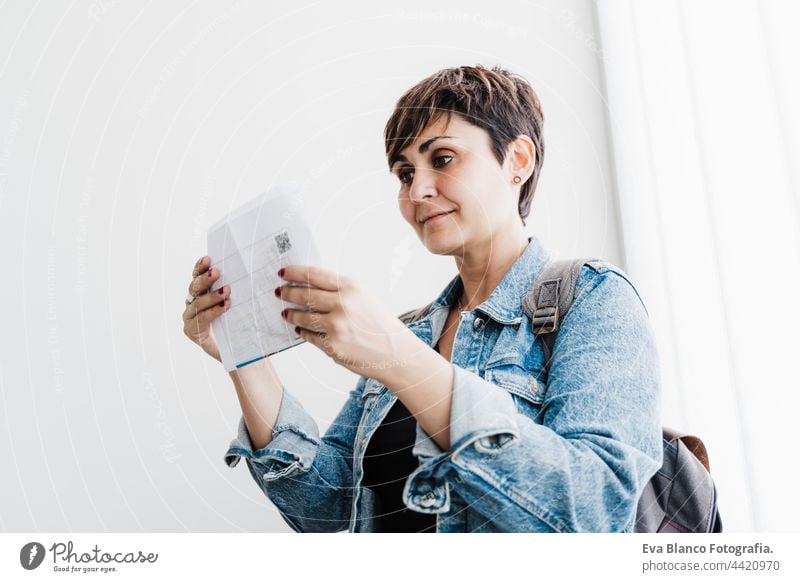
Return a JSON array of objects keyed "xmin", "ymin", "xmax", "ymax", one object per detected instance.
[
  {"xmin": 191, "ymin": 256, "xmax": 209, "ymax": 278},
  {"xmin": 278, "ymin": 264, "xmax": 343, "ymax": 292},
  {"xmin": 188, "ymin": 265, "xmax": 220, "ymax": 298},
  {"xmin": 277, "ymin": 284, "xmax": 337, "ymax": 311},
  {"xmin": 186, "ymin": 296, "xmax": 230, "ymax": 329},
  {"xmin": 293, "ymin": 325, "xmax": 331, "ymax": 355},
  {"xmin": 282, "ymin": 308, "xmax": 328, "ymax": 333},
  {"xmin": 183, "ymin": 285, "xmax": 229, "ymax": 321}
]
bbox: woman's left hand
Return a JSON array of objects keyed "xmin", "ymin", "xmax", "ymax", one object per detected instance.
[{"xmin": 276, "ymin": 265, "xmax": 419, "ymax": 379}]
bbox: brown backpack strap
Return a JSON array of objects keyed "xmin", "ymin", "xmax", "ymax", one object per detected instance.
[{"xmin": 663, "ymin": 426, "xmax": 711, "ymax": 472}]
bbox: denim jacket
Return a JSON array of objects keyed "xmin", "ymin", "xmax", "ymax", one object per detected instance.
[{"xmin": 224, "ymin": 236, "xmax": 663, "ymax": 532}]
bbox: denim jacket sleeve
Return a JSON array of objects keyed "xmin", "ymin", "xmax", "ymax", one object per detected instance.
[
  {"xmin": 224, "ymin": 376, "xmax": 368, "ymax": 532},
  {"xmin": 404, "ymin": 265, "xmax": 663, "ymax": 532}
]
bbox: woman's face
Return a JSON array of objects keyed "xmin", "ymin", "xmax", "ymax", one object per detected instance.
[{"xmin": 391, "ymin": 113, "xmax": 525, "ymax": 256}]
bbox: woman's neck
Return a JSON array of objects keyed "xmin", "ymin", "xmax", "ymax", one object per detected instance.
[{"xmin": 454, "ymin": 228, "xmax": 530, "ymax": 311}]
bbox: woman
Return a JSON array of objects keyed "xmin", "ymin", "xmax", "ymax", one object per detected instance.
[{"xmin": 182, "ymin": 65, "xmax": 662, "ymax": 533}]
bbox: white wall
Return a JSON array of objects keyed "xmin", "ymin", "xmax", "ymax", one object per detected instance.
[
  {"xmin": 0, "ymin": 0, "xmax": 619, "ymax": 531},
  {"xmin": 596, "ymin": 0, "xmax": 800, "ymax": 532}
]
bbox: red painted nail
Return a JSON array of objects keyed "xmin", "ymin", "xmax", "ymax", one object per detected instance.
[
  {"xmin": 208, "ymin": 269, "xmax": 213, "ymax": 278},
  {"xmin": 280, "ymin": 309, "xmax": 287, "ymax": 318},
  {"xmin": 294, "ymin": 326, "xmax": 300, "ymax": 334},
  {"xmin": 274, "ymin": 286, "xmax": 281, "ymax": 297},
  {"xmin": 278, "ymin": 267, "xmax": 285, "ymax": 277},
  {"xmin": 218, "ymin": 288, "xmax": 224, "ymax": 295}
]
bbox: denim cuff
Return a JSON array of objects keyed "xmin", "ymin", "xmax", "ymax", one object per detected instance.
[
  {"xmin": 404, "ymin": 422, "xmax": 453, "ymax": 514},
  {"xmin": 403, "ymin": 364, "xmax": 521, "ymax": 513},
  {"xmin": 224, "ymin": 387, "xmax": 321, "ymax": 482},
  {"xmin": 448, "ymin": 365, "xmax": 521, "ymax": 455}
]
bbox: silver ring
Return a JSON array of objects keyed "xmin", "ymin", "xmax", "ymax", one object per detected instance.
[{"xmin": 185, "ymin": 292, "xmax": 197, "ymax": 305}]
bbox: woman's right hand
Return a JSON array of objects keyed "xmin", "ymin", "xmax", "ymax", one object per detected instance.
[{"xmin": 182, "ymin": 256, "xmax": 230, "ymax": 362}]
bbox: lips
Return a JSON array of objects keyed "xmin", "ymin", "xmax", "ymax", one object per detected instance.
[{"xmin": 421, "ymin": 210, "xmax": 455, "ymax": 224}]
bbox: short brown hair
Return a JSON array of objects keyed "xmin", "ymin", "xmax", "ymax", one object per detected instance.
[{"xmin": 383, "ymin": 65, "xmax": 545, "ymax": 223}]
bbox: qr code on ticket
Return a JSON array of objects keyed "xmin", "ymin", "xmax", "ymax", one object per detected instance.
[{"xmin": 274, "ymin": 230, "xmax": 292, "ymax": 254}]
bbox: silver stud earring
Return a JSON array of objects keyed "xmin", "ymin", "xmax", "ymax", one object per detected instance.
[{"xmin": 513, "ymin": 176, "xmax": 522, "ymax": 184}]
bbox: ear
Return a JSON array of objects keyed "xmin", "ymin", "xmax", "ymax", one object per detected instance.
[{"xmin": 505, "ymin": 134, "xmax": 536, "ymax": 183}]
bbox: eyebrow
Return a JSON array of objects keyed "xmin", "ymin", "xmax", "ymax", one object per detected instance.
[{"xmin": 391, "ymin": 136, "xmax": 455, "ymax": 170}]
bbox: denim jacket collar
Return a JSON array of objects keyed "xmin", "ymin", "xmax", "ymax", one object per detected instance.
[{"xmin": 419, "ymin": 235, "xmax": 552, "ymax": 326}]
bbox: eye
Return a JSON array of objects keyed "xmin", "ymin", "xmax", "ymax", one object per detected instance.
[
  {"xmin": 432, "ymin": 154, "xmax": 453, "ymax": 169},
  {"xmin": 397, "ymin": 168, "xmax": 414, "ymax": 185},
  {"xmin": 395, "ymin": 154, "xmax": 453, "ymax": 186}
]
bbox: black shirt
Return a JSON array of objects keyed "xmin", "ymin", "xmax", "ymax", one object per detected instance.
[{"xmin": 361, "ymin": 397, "xmax": 437, "ymax": 532}]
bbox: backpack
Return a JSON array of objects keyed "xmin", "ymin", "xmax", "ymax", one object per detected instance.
[
  {"xmin": 526, "ymin": 258, "xmax": 722, "ymax": 533},
  {"xmin": 400, "ymin": 257, "xmax": 723, "ymax": 533}
]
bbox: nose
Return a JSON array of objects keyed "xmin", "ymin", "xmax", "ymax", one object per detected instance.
[{"xmin": 407, "ymin": 167, "xmax": 438, "ymax": 202}]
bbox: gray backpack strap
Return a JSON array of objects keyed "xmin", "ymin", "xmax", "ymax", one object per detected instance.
[
  {"xmin": 398, "ymin": 301, "xmax": 433, "ymax": 325},
  {"xmin": 522, "ymin": 258, "xmax": 600, "ymax": 366}
]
